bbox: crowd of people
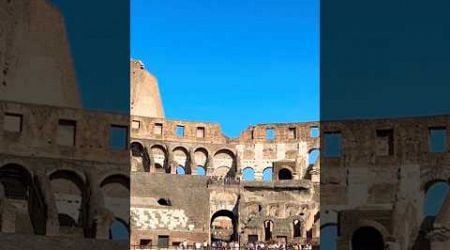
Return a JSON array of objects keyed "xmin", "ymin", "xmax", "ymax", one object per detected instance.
[{"xmin": 168, "ymin": 240, "xmax": 316, "ymax": 250}]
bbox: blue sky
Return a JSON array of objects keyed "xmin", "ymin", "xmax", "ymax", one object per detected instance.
[{"xmin": 131, "ymin": 0, "xmax": 319, "ymax": 137}]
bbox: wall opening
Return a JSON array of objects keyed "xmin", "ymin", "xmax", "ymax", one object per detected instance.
[
  {"xmin": 176, "ymin": 165, "xmax": 186, "ymax": 175},
  {"xmin": 264, "ymin": 220, "xmax": 274, "ymax": 241},
  {"xmin": 351, "ymin": 226, "xmax": 384, "ymax": 250},
  {"xmin": 266, "ymin": 128, "xmax": 275, "ymax": 140},
  {"xmin": 157, "ymin": 198, "xmax": 172, "ymax": 206},
  {"xmin": 423, "ymin": 180, "xmax": 449, "ymax": 217},
  {"xmin": 211, "ymin": 210, "xmax": 237, "ymax": 242},
  {"xmin": 278, "ymin": 168, "xmax": 293, "ymax": 180},
  {"xmin": 4, "ymin": 113, "xmax": 23, "ymax": 132},
  {"xmin": 308, "ymin": 149, "xmax": 320, "ymax": 165},
  {"xmin": 176, "ymin": 125, "xmax": 185, "ymax": 137},
  {"xmin": 242, "ymin": 167, "xmax": 255, "ymax": 181},
  {"xmin": 196, "ymin": 127, "xmax": 205, "ymax": 138},
  {"xmin": 109, "ymin": 218, "xmax": 129, "ymax": 240},
  {"xmin": 324, "ymin": 132, "xmax": 341, "ymax": 157},
  {"xmin": 262, "ymin": 167, "xmax": 273, "ymax": 182},
  {"xmin": 375, "ymin": 129, "xmax": 394, "ymax": 156},
  {"xmin": 131, "ymin": 120, "xmax": 140, "ymax": 129},
  {"xmin": 57, "ymin": 119, "xmax": 76, "ymax": 146},
  {"xmin": 288, "ymin": 127, "xmax": 297, "ymax": 139},
  {"xmin": 157, "ymin": 235, "xmax": 169, "ymax": 248},
  {"xmin": 109, "ymin": 125, "xmax": 128, "ymax": 150},
  {"xmin": 154, "ymin": 123, "xmax": 163, "ymax": 135},
  {"xmin": 429, "ymin": 127, "xmax": 447, "ymax": 153},
  {"xmin": 310, "ymin": 126, "xmax": 319, "ymax": 138},
  {"xmin": 293, "ymin": 219, "xmax": 302, "ymax": 237}
]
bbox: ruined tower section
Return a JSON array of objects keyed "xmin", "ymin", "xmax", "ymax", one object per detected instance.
[
  {"xmin": 130, "ymin": 60, "xmax": 164, "ymax": 118},
  {"xmin": 0, "ymin": 0, "xmax": 80, "ymax": 108}
]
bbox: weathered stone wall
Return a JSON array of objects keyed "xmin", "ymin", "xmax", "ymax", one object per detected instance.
[
  {"xmin": 321, "ymin": 115, "xmax": 450, "ymax": 250},
  {"xmin": 0, "ymin": 0, "xmax": 80, "ymax": 108}
]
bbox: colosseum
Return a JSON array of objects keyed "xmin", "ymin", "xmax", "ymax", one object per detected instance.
[
  {"xmin": 0, "ymin": 0, "xmax": 129, "ymax": 249},
  {"xmin": 321, "ymin": 116, "xmax": 450, "ymax": 250},
  {"xmin": 129, "ymin": 60, "xmax": 321, "ymax": 249}
]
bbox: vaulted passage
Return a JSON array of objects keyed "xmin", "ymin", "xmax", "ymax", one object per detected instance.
[
  {"xmin": 351, "ymin": 227, "xmax": 384, "ymax": 250},
  {"xmin": 278, "ymin": 168, "xmax": 293, "ymax": 180}
]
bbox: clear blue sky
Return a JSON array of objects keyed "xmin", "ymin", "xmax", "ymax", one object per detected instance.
[{"xmin": 131, "ymin": 0, "xmax": 319, "ymax": 137}]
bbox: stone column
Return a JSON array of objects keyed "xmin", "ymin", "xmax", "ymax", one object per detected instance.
[
  {"xmin": 86, "ymin": 170, "xmax": 111, "ymax": 239},
  {"xmin": 35, "ymin": 169, "xmax": 58, "ymax": 236}
]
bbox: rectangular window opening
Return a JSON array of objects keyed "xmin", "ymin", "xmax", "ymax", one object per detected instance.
[
  {"xmin": 429, "ymin": 127, "xmax": 447, "ymax": 153},
  {"xmin": 288, "ymin": 127, "xmax": 297, "ymax": 139},
  {"xmin": 176, "ymin": 125, "xmax": 185, "ymax": 137},
  {"xmin": 4, "ymin": 113, "xmax": 23, "ymax": 133},
  {"xmin": 57, "ymin": 119, "xmax": 76, "ymax": 146},
  {"xmin": 154, "ymin": 123, "xmax": 163, "ymax": 135},
  {"xmin": 376, "ymin": 129, "xmax": 394, "ymax": 156},
  {"xmin": 324, "ymin": 131, "xmax": 342, "ymax": 157},
  {"xmin": 266, "ymin": 128, "xmax": 275, "ymax": 140},
  {"xmin": 109, "ymin": 125, "xmax": 128, "ymax": 150},
  {"xmin": 131, "ymin": 120, "xmax": 140, "ymax": 129},
  {"xmin": 157, "ymin": 235, "xmax": 169, "ymax": 248},
  {"xmin": 139, "ymin": 239, "xmax": 152, "ymax": 247},
  {"xmin": 196, "ymin": 126, "xmax": 205, "ymax": 138},
  {"xmin": 310, "ymin": 126, "xmax": 319, "ymax": 138}
]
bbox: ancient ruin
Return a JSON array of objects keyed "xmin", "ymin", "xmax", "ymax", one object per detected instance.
[
  {"xmin": 321, "ymin": 116, "xmax": 450, "ymax": 250},
  {"xmin": 0, "ymin": 0, "xmax": 129, "ymax": 249},
  {"xmin": 129, "ymin": 60, "xmax": 320, "ymax": 248}
]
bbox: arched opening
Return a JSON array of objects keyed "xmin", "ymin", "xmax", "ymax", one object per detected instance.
[
  {"xmin": 195, "ymin": 165, "xmax": 206, "ymax": 176},
  {"xmin": 0, "ymin": 164, "xmax": 45, "ymax": 234},
  {"xmin": 293, "ymin": 219, "xmax": 302, "ymax": 237},
  {"xmin": 100, "ymin": 174, "xmax": 129, "ymax": 239},
  {"xmin": 210, "ymin": 210, "xmax": 237, "ymax": 243},
  {"xmin": 213, "ymin": 149, "xmax": 236, "ymax": 177},
  {"xmin": 423, "ymin": 180, "xmax": 449, "ymax": 217},
  {"xmin": 351, "ymin": 226, "xmax": 384, "ymax": 250},
  {"xmin": 262, "ymin": 167, "xmax": 273, "ymax": 182},
  {"xmin": 278, "ymin": 168, "xmax": 293, "ymax": 180},
  {"xmin": 321, "ymin": 223, "xmax": 338, "ymax": 250},
  {"xmin": 242, "ymin": 167, "xmax": 255, "ymax": 181},
  {"xmin": 264, "ymin": 220, "xmax": 274, "ymax": 241},
  {"xmin": 176, "ymin": 165, "xmax": 186, "ymax": 175},
  {"xmin": 109, "ymin": 218, "xmax": 129, "ymax": 240},
  {"xmin": 130, "ymin": 142, "xmax": 149, "ymax": 171},
  {"xmin": 49, "ymin": 170, "xmax": 87, "ymax": 237},
  {"xmin": 194, "ymin": 148, "xmax": 208, "ymax": 166},
  {"xmin": 308, "ymin": 149, "xmax": 320, "ymax": 165},
  {"xmin": 157, "ymin": 198, "xmax": 172, "ymax": 206},
  {"xmin": 150, "ymin": 145, "xmax": 167, "ymax": 172},
  {"xmin": 214, "ymin": 166, "xmax": 231, "ymax": 178},
  {"xmin": 173, "ymin": 147, "xmax": 189, "ymax": 173}
]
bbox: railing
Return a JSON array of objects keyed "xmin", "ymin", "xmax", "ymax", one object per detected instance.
[{"xmin": 207, "ymin": 177, "xmax": 241, "ymax": 186}]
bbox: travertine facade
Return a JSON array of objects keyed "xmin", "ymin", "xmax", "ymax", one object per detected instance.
[
  {"xmin": 321, "ymin": 116, "xmax": 450, "ymax": 250},
  {"xmin": 129, "ymin": 68, "xmax": 320, "ymax": 248},
  {"xmin": 0, "ymin": 0, "xmax": 129, "ymax": 249}
]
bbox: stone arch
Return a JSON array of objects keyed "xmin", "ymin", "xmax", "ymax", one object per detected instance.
[
  {"xmin": 0, "ymin": 163, "xmax": 45, "ymax": 234},
  {"xmin": 100, "ymin": 174, "xmax": 130, "ymax": 225},
  {"xmin": 194, "ymin": 165, "xmax": 206, "ymax": 176},
  {"xmin": 422, "ymin": 179, "xmax": 449, "ymax": 217},
  {"xmin": 278, "ymin": 167, "xmax": 293, "ymax": 180},
  {"xmin": 351, "ymin": 226, "xmax": 384, "ymax": 250},
  {"xmin": 150, "ymin": 144, "xmax": 168, "ymax": 172},
  {"xmin": 109, "ymin": 217, "xmax": 129, "ymax": 240},
  {"xmin": 194, "ymin": 147, "xmax": 209, "ymax": 166},
  {"xmin": 172, "ymin": 146, "xmax": 189, "ymax": 173},
  {"xmin": 242, "ymin": 167, "xmax": 255, "ymax": 181},
  {"xmin": 49, "ymin": 169, "xmax": 88, "ymax": 237},
  {"xmin": 176, "ymin": 165, "xmax": 186, "ymax": 175},
  {"xmin": 321, "ymin": 223, "xmax": 338, "ymax": 250},
  {"xmin": 210, "ymin": 209, "xmax": 238, "ymax": 242},
  {"xmin": 130, "ymin": 141, "xmax": 149, "ymax": 172},
  {"xmin": 262, "ymin": 167, "xmax": 273, "ymax": 182},
  {"xmin": 349, "ymin": 220, "xmax": 389, "ymax": 242},
  {"xmin": 213, "ymin": 149, "xmax": 236, "ymax": 177}
]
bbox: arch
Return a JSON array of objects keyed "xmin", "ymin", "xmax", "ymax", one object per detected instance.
[
  {"xmin": 308, "ymin": 148, "xmax": 320, "ymax": 165},
  {"xmin": 194, "ymin": 147, "xmax": 209, "ymax": 166},
  {"xmin": 351, "ymin": 226, "xmax": 384, "ymax": 250},
  {"xmin": 242, "ymin": 167, "xmax": 255, "ymax": 181},
  {"xmin": 49, "ymin": 169, "xmax": 87, "ymax": 236},
  {"xmin": 100, "ymin": 174, "xmax": 130, "ymax": 190},
  {"xmin": 172, "ymin": 146, "xmax": 189, "ymax": 169},
  {"xmin": 210, "ymin": 209, "xmax": 238, "ymax": 242},
  {"xmin": 278, "ymin": 168, "xmax": 293, "ymax": 180},
  {"xmin": 423, "ymin": 180, "xmax": 449, "ymax": 217},
  {"xmin": 214, "ymin": 166, "xmax": 230, "ymax": 178},
  {"xmin": 262, "ymin": 167, "xmax": 273, "ymax": 182},
  {"xmin": 150, "ymin": 144, "xmax": 167, "ymax": 169},
  {"xmin": 100, "ymin": 174, "xmax": 130, "ymax": 224},
  {"xmin": 154, "ymin": 163, "xmax": 164, "ymax": 173},
  {"xmin": 321, "ymin": 223, "xmax": 338, "ymax": 250},
  {"xmin": 195, "ymin": 165, "xmax": 206, "ymax": 176},
  {"xmin": 130, "ymin": 141, "xmax": 144, "ymax": 157},
  {"xmin": 0, "ymin": 163, "xmax": 45, "ymax": 234},
  {"xmin": 176, "ymin": 165, "xmax": 186, "ymax": 175},
  {"xmin": 109, "ymin": 217, "xmax": 129, "ymax": 240},
  {"xmin": 213, "ymin": 149, "xmax": 236, "ymax": 176},
  {"xmin": 58, "ymin": 213, "xmax": 76, "ymax": 227}
]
